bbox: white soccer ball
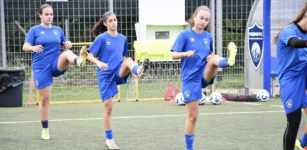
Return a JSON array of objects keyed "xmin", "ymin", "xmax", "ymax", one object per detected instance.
[
  {"xmin": 257, "ymin": 89, "xmax": 270, "ymax": 102},
  {"xmin": 175, "ymin": 93, "xmax": 185, "ymax": 105},
  {"xmin": 209, "ymin": 92, "xmax": 222, "ymax": 105},
  {"xmin": 199, "ymin": 93, "xmax": 206, "ymax": 105}
]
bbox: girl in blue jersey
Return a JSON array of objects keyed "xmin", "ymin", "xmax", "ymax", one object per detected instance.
[
  {"xmin": 87, "ymin": 11, "xmax": 149, "ymax": 149},
  {"xmin": 22, "ymin": 4, "xmax": 88, "ymax": 140},
  {"xmin": 171, "ymin": 6, "xmax": 237, "ymax": 150},
  {"xmin": 274, "ymin": 5, "xmax": 307, "ymax": 150}
]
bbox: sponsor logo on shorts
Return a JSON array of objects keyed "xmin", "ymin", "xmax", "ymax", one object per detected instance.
[
  {"xmin": 53, "ymin": 30, "xmax": 58, "ymax": 35},
  {"xmin": 35, "ymin": 80, "xmax": 39, "ymax": 87},
  {"xmin": 185, "ymin": 91, "xmax": 191, "ymax": 99},
  {"xmin": 203, "ymin": 38, "xmax": 209, "ymax": 45},
  {"xmin": 286, "ymin": 99, "xmax": 293, "ymax": 108}
]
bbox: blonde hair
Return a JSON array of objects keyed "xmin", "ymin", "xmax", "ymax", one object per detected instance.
[{"xmin": 188, "ymin": 5, "xmax": 211, "ymax": 31}]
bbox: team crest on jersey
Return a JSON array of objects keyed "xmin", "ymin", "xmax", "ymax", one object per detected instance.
[
  {"xmin": 203, "ymin": 38, "xmax": 209, "ymax": 45},
  {"xmin": 40, "ymin": 31, "xmax": 45, "ymax": 34},
  {"xmin": 285, "ymin": 99, "xmax": 293, "ymax": 108},
  {"xmin": 53, "ymin": 30, "xmax": 58, "ymax": 35},
  {"xmin": 190, "ymin": 38, "xmax": 195, "ymax": 42},
  {"xmin": 106, "ymin": 41, "xmax": 111, "ymax": 45},
  {"xmin": 185, "ymin": 91, "xmax": 191, "ymax": 99},
  {"xmin": 35, "ymin": 80, "xmax": 39, "ymax": 87}
]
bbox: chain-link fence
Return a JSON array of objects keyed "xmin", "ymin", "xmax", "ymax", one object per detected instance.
[
  {"xmin": 2, "ymin": 0, "xmax": 256, "ymax": 103},
  {"xmin": 3, "ymin": 0, "xmax": 138, "ymax": 103}
]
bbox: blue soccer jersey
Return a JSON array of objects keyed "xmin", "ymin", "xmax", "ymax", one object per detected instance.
[
  {"xmin": 277, "ymin": 23, "xmax": 307, "ymax": 84},
  {"xmin": 277, "ymin": 23, "xmax": 307, "ymax": 114},
  {"xmin": 88, "ymin": 32, "xmax": 129, "ymax": 101},
  {"xmin": 171, "ymin": 28, "xmax": 213, "ymax": 102},
  {"xmin": 25, "ymin": 24, "xmax": 66, "ymax": 69},
  {"xmin": 171, "ymin": 27, "xmax": 213, "ymax": 81},
  {"xmin": 88, "ymin": 32, "xmax": 128, "ymax": 75}
]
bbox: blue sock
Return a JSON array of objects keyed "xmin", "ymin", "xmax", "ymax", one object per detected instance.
[
  {"xmin": 219, "ymin": 58, "xmax": 228, "ymax": 68},
  {"xmin": 185, "ymin": 134, "xmax": 194, "ymax": 150},
  {"xmin": 132, "ymin": 65, "xmax": 140, "ymax": 75},
  {"xmin": 41, "ymin": 120, "xmax": 48, "ymax": 128},
  {"xmin": 74, "ymin": 57, "xmax": 78, "ymax": 65},
  {"xmin": 302, "ymin": 133, "xmax": 307, "ymax": 147},
  {"xmin": 105, "ymin": 129, "xmax": 113, "ymax": 140}
]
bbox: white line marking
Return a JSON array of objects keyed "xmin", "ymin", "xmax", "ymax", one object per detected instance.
[
  {"xmin": 270, "ymin": 105, "xmax": 284, "ymax": 108},
  {"xmin": 0, "ymin": 110, "xmax": 285, "ymax": 124},
  {"xmin": 242, "ymin": 103, "xmax": 261, "ymax": 105}
]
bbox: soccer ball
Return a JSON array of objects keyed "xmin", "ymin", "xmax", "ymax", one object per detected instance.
[
  {"xmin": 199, "ymin": 93, "xmax": 206, "ymax": 105},
  {"xmin": 175, "ymin": 93, "xmax": 185, "ymax": 105},
  {"xmin": 209, "ymin": 92, "xmax": 222, "ymax": 105},
  {"xmin": 257, "ymin": 89, "xmax": 269, "ymax": 102}
]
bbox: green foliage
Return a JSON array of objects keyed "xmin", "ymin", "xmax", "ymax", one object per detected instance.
[{"xmin": 221, "ymin": 18, "xmax": 245, "ymax": 73}]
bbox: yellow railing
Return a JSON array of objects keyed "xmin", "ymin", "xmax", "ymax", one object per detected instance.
[
  {"xmin": 30, "ymin": 42, "xmax": 164, "ymax": 105},
  {"xmin": 135, "ymin": 49, "xmax": 139, "ymax": 102}
]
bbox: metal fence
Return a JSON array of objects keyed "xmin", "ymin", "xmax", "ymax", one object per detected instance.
[
  {"xmin": 185, "ymin": 0, "xmax": 255, "ymax": 96},
  {"xmin": 2, "ymin": 0, "xmax": 256, "ymax": 103},
  {"xmin": 0, "ymin": 0, "xmax": 4, "ymax": 67},
  {"xmin": 2, "ymin": 0, "xmax": 139, "ymax": 103},
  {"xmin": 219, "ymin": 0, "xmax": 255, "ymax": 95}
]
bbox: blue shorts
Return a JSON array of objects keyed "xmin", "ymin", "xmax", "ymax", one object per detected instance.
[
  {"xmin": 98, "ymin": 63, "xmax": 130, "ymax": 102},
  {"xmin": 182, "ymin": 63, "xmax": 216, "ymax": 103},
  {"xmin": 281, "ymin": 66, "xmax": 307, "ymax": 114},
  {"xmin": 33, "ymin": 55, "xmax": 68, "ymax": 89}
]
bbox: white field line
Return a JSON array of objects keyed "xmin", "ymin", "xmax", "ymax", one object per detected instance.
[
  {"xmin": 242, "ymin": 103, "xmax": 261, "ymax": 105},
  {"xmin": 0, "ymin": 110, "xmax": 285, "ymax": 124},
  {"xmin": 270, "ymin": 105, "xmax": 284, "ymax": 108}
]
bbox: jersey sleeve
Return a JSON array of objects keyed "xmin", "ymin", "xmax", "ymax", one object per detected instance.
[
  {"xmin": 60, "ymin": 28, "xmax": 66, "ymax": 45},
  {"xmin": 24, "ymin": 27, "xmax": 35, "ymax": 45},
  {"xmin": 280, "ymin": 27, "xmax": 297, "ymax": 45},
  {"xmin": 288, "ymin": 37, "xmax": 307, "ymax": 48},
  {"xmin": 170, "ymin": 31, "xmax": 185, "ymax": 52},
  {"xmin": 123, "ymin": 38, "xmax": 128, "ymax": 57},
  {"xmin": 88, "ymin": 35, "xmax": 103, "ymax": 55}
]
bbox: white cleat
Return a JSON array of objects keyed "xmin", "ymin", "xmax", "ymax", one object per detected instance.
[
  {"xmin": 41, "ymin": 128, "xmax": 50, "ymax": 140},
  {"xmin": 106, "ymin": 139, "xmax": 119, "ymax": 150}
]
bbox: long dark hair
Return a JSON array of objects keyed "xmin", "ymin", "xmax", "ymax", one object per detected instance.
[
  {"xmin": 37, "ymin": 4, "xmax": 52, "ymax": 17},
  {"xmin": 188, "ymin": 5, "xmax": 211, "ymax": 32},
  {"xmin": 92, "ymin": 11, "xmax": 116, "ymax": 36},
  {"xmin": 274, "ymin": 5, "xmax": 307, "ymax": 44}
]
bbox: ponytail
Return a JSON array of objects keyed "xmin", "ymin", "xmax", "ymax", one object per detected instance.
[
  {"xmin": 92, "ymin": 11, "xmax": 116, "ymax": 36},
  {"xmin": 92, "ymin": 18, "xmax": 107, "ymax": 36}
]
